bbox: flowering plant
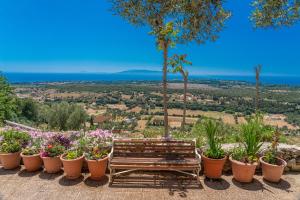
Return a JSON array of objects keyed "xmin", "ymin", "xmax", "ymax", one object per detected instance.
[
  {"xmin": 40, "ymin": 134, "xmax": 70, "ymax": 157},
  {"xmin": 84, "ymin": 129, "xmax": 112, "ymax": 160},
  {"xmin": 22, "ymin": 130, "xmax": 44, "ymax": 155},
  {"xmin": 0, "ymin": 130, "xmax": 30, "ymax": 153}
]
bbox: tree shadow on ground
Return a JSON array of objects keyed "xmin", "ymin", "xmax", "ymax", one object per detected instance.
[
  {"xmin": 58, "ymin": 175, "xmax": 84, "ymax": 186},
  {"xmin": 0, "ymin": 167, "xmax": 21, "ymax": 175},
  {"xmin": 18, "ymin": 169, "xmax": 42, "ymax": 177},
  {"xmin": 204, "ymin": 177, "xmax": 230, "ymax": 190},
  {"xmin": 84, "ymin": 176, "xmax": 108, "ymax": 188},
  {"xmin": 38, "ymin": 170, "xmax": 63, "ymax": 180},
  {"xmin": 262, "ymin": 179, "xmax": 291, "ymax": 192},
  {"xmin": 110, "ymin": 171, "xmax": 203, "ymax": 198}
]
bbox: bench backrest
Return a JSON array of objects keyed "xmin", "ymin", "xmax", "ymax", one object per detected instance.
[{"xmin": 112, "ymin": 138, "xmax": 196, "ymax": 158}]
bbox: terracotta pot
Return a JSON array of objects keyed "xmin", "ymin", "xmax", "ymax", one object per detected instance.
[
  {"xmin": 202, "ymin": 153, "xmax": 227, "ymax": 179},
  {"xmin": 260, "ymin": 156, "xmax": 287, "ymax": 183},
  {"xmin": 41, "ymin": 156, "xmax": 62, "ymax": 173},
  {"xmin": 86, "ymin": 157, "xmax": 108, "ymax": 180},
  {"xmin": 229, "ymin": 156, "xmax": 257, "ymax": 183},
  {"xmin": 0, "ymin": 152, "xmax": 21, "ymax": 169},
  {"xmin": 21, "ymin": 153, "xmax": 43, "ymax": 172},
  {"xmin": 60, "ymin": 154, "xmax": 84, "ymax": 179}
]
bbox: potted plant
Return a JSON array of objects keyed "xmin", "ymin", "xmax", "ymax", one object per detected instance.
[
  {"xmin": 201, "ymin": 120, "xmax": 226, "ymax": 179},
  {"xmin": 21, "ymin": 133, "xmax": 43, "ymax": 172},
  {"xmin": 230, "ymin": 117, "xmax": 263, "ymax": 183},
  {"xmin": 60, "ymin": 134, "xmax": 86, "ymax": 179},
  {"xmin": 0, "ymin": 129, "xmax": 30, "ymax": 169},
  {"xmin": 60, "ymin": 149, "xmax": 84, "ymax": 179},
  {"xmin": 40, "ymin": 134, "xmax": 69, "ymax": 173},
  {"xmin": 85, "ymin": 129, "xmax": 112, "ymax": 180},
  {"xmin": 260, "ymin": 129, "xmax": 287, "ymax": 182}
]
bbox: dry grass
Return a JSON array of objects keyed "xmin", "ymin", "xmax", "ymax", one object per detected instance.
[
  {"xmin": 136, "ymin": 120, "xmax": 148, "ymax": 131},
  {"xmin": 129, "ymin": 106, "xmax": 142, "ymax": 113},
  {"xmin": 107, "ymin": 104, "xmax": 128, "ymax": 111},
  {"xmin": 263, "ymin": 114, "xmax": 299, "ymax": 130}
]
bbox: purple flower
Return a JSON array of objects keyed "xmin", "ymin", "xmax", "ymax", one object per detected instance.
[
  {"xmin": 88, "ymin": 129, "xmax": 112, "ymax": 139},
  {"xmin": 52, "ymin": 134, "xmax": 71, "ymax": 148},
  {"xmin": 40, "ymin": 151, "xmax": 49, "ymax": 157}
]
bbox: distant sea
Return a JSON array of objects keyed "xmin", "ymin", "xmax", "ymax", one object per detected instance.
[{"xmin": 3, "ymin": 72, "xmax": 300, "ymax": 86}]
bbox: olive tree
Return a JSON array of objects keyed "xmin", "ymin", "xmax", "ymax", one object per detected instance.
[
  {"xmin": 0, "ymin": 74, "xmax": 16, "ymax": 124},
  {"xmin": 169, "ymin": 54, "xmax": 192, "ymax": 131},
  {"xmin": 109, "ymin": 0, "xmax": 230, "ymax": 137}
]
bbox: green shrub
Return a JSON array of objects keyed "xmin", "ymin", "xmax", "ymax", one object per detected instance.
[
  {"xmin": 231, "ymin": 146, "xmax": 247, "ymax": 162},
  {"xmin": 0, "ymin": 130, "xmax": 30, "ymax": 153},
  {"xmin": 64, "ymin": 150, "xmax": 82, "ymax": 160},
  {"xmin": 0, "ymin": 140, "xmax": 22, "ymax": 153}
]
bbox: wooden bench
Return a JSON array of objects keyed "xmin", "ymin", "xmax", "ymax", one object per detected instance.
[{"xmin": 108, "ymin": 138, "xmax": 201, "ymax": 185}]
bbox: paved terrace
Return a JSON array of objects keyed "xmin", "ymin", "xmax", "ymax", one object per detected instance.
[{"xmin": 0, "ymin": 167, "xmax": 299, "ymax": 200}]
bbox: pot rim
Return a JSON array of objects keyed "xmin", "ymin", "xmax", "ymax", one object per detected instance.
[
  {"xmin": 201, "ymin": 153, "xmax": 227, "ymax": 161},
  {"xmin": 40, "ymin": 155, "xmax": 61, "ymax": 159},
  {"xmin": 229, "ymin": 156, "xmax": 258, "ymax": 166},
  {"xmin": 60, "ymin": 153, "xmax": 84, "ymax": 162},
  {"xmin": 85, "ymin": 156, "xmax": 109, "ymax": 162},
  {"xmin": 259, "ymin": 156, "xmax": 287, "ymax": 167},
  {"xmin": 0, "ymin": 151, "xmax": 21, "ymax": 156},
  {"xmin": 21, "ymin": 152, "xmax": 41, "ymax": 157}
]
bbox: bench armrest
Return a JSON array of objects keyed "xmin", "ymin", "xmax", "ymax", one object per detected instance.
[
  {"xmin": 108, "ymin": 145, "xmax": 114, "ymax": 162},
  {"xmin": 193, "ymin": 139, "xmax": 201, "ymax": 164}
]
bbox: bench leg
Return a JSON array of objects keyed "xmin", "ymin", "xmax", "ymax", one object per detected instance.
[
  {"xmin": 109, "ymin": 169, "xmax": 115, "ymax": 186},
  {"xmin": 195, "ymin": 169, "xmax": 201, "ymax": 186}
]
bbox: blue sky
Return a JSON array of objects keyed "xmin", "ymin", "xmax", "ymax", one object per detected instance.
[{"xmin": 0, "ymin": 0, "xmax": 299, "ymax": 76}]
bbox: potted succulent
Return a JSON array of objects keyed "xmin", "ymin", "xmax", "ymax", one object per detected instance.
[
  {"xmin": 201, "ymin": 120, "xmax": 226, "ymax": 179},
  {"xmin": 60, "ymin": 135, "xmax": 86, "ymax": 179},
  {"xmin": 230, "ymin": 117, "xmax": 263, "ymax": 183},
  {"xmin": 85, "ymin": 129, "xmax": 112, "ymax": 180},
  {"xmin": 0, "ymin": 129, "xmax": 30, "ymax": 169},
  {"xmin": 260, "ymin": 129, "xmax": 287, "ymax": 182},
  {"xmin": 40, "ymin": 134, "xmax": 69, "ymax": 173}
]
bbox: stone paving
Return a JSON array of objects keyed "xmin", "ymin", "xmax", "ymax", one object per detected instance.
[{"xmin": 0, "ymin": 167, "xmax": 299, "ymax": 200}]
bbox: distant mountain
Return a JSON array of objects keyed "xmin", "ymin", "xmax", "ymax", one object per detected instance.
[{"xmin": 115, "ymin": 70, "xmax": 162, "ymax": 75}]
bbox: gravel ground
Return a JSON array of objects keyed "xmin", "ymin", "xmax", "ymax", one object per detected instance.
[{"xmin": 0, "ymin": 167, "xmax": 299, "ymax": 200}]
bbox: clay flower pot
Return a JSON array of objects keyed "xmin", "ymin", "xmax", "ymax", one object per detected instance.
[
  {"xmin": 229, "ymin": 156, "xmax": 257, "ymax": 183},
  {"xmin": 202, "ymin": 153, "xmax": 227, "ymax": 179},
  {"xmin": 260, "ymin": 156, "xmax": 287, "ymax": 183},
  {"xmin": 41, "ymin": 156, "xmax": 62, "ymax": 173},
  {"xmin": 0, "ymin": 152, "xmax": 21, "ymax": 169},
  {"xmin": 86, "ymin": 156, "xmax": 108, "ymax": 180},
  {"xmin": 60, "ymin": 154, "xmax": 84, "ymax": 179},
  {"xmin": 21, "ymin": 153, "xmax": 43, "ymax": 172}
]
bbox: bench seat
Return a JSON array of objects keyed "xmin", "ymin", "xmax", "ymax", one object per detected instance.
[{"xmin": 108, "ymin": 138, "xmax": 201, "ymax": 185}]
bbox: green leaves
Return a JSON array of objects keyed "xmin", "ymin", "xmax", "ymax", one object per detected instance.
[
  {"xmin": 241, "ymin": 115, "xmax": 263, "ymax": 160},
  {"xmin": 251, "ymin": 0, "xmax": 300, "ymax": 28},
  {"xmin": 109, "ymin": 0, "xmax": 230, "ymax": 44},
  {"xmin": 168, "ymin": 54, "xmax": 192, "ymax": 76},
  {"xmin": 0, "ymin": 74, "xmax": 17, "ymax": 124},
  {"xmin": 203, "ymin": 119, "xmax": 225, "ymax": 159}
]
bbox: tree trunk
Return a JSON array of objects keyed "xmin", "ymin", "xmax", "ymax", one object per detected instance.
[
  {"xmin": 162, "ymin": 41, "xmax": 169, "ymax": 138},
  {"xmin": 181, "ymin": 74, "xmax": 187, "ymax": 131},
  {"xmin": 255, "ymin": 77, "xmax": 259, "ymax": 112}
]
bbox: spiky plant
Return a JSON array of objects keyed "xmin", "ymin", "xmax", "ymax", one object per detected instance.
[
  {"xmin": 241, "ymin": 116, "xmax": 263, "ymax": 162},
  {"xmin": 204, "ymin": 120, "xmax": 225, "ymax": 159}
]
